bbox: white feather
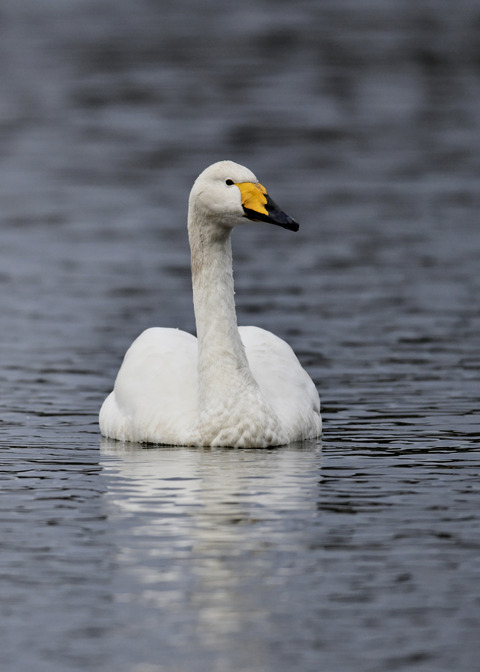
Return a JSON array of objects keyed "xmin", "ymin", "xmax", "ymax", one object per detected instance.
[{"xmin": 99, "ymin": 161, "xmax": 321, "ymax": 447}]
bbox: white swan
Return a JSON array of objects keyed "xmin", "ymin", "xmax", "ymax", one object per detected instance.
[{"xmin": 99, "ymin": 160, "xmax": 321, "ymax": 447}]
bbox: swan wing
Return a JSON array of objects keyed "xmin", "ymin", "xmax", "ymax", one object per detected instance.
[
  {"xmin": 99, "ymin": 327, "xmax": 198, "ymax": 444},
  {"xmin": 239, "ymin": 326, "xmax": 321, "ymax": 442}
]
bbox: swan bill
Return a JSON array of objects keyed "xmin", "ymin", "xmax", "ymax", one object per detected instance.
[{"xmin": 237, "ymin": 181, "xmax": 300, "ymax": 232}]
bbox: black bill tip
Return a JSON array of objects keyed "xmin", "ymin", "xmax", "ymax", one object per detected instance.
[{"xmin": 243, "ymin": 194, "xmax": 299, "ymax": 232}]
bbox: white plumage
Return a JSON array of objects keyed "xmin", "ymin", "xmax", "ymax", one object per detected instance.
[{"xmin": 100, "ymin": 161, "xmax": 321, "ymax": 447}]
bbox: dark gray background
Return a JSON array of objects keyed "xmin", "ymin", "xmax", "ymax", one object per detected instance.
[{"xmin": 1, "ymin": 2, "xmax": 479, "ymax": 671}]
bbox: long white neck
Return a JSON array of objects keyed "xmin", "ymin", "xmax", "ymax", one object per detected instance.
[
  {"xmin": 187, "ymin": 201, "xmax": 286, "ymax": 447},
  {"xmin": 188, "ymin": 206, "xmax": 253, "ymax": 408}
]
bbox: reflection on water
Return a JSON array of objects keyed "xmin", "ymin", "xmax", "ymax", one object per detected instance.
[{"xmin": 100, "ymin": 439, "xmax": 323, "ymax": 671}]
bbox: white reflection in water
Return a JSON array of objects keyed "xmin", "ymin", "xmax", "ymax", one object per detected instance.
[{"xmin": 99, "ymin": 438, "xmax": 322, "ymax": 657}]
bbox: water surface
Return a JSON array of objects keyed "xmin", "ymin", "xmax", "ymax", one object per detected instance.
[{"xmin": 1, "ymin": 2, "xmax": 480, "ymax": 671}]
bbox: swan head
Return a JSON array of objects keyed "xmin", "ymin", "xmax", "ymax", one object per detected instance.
[{"xmin": 188, "ymin": 160, "xmax": 299, "ymax": 232}]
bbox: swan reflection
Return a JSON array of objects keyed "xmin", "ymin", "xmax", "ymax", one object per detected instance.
[{"xmin": 100, "ymin": 438, "xmax": 322, "ymax": 651}]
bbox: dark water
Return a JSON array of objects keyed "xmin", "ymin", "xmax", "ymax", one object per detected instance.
[{"xmin": 1, "ymin": 1, "xmax": 480, "ymax": 671}]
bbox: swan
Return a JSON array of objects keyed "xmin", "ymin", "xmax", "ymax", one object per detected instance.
[{"xmin": 99, "ymin": 160, "xmax": 321, "ymax": 447}]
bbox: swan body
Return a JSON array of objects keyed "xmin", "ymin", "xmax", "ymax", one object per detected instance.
[{"xmin": 100, "ymin": 161, "xmax": 321, "ymax": 447}]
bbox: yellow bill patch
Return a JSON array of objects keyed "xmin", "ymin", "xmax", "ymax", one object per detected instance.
[{"xmin": 236, "ymin": 181, "xmax": 268, "ymax": 217}]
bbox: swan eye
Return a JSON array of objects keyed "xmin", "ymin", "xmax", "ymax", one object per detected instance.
[{"xmin": 225, "ymin": 179, "xmax": 234, "ymax": 186}]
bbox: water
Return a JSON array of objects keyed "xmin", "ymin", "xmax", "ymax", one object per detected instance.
[{"xmin": 1, "ymin": 1, "xmax": 480, "ymax": 670}]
